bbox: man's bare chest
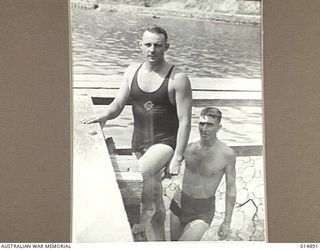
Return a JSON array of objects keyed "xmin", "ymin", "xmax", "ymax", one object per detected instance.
[
  {"xmin": 138, "ymin": 73, "xmax": 163, "ymax": 91},
  {"xmin": 137, "ymin": 72, "xmax": 175, "ymax": 103},
  {"xmin": 185, "ymin": 151, "xmax": 225, "ymax": 176}
]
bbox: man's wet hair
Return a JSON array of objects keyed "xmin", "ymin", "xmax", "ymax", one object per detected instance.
[
  {"xmin": 145, "ymin": 25, "xmax": 168, "ymax": 42},
  {"xmin": 200, "ymin": 106, "xmax": 222, "ymax": 124}
]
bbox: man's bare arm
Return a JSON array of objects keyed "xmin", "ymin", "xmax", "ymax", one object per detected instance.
[
  {"xmin": 218, "ymin": 150, "xmax": 236, "ymax": 239},
  {"xmin": 224, "ymin": 151, "xmax": 237, "ymax": 223},
  {"xmin": 81, "ymin": 66, "xmax": 132, "ymax": 127},
  {"xmin": 168, "ymin": 73, "xmax": 192, "ymax": 175}
]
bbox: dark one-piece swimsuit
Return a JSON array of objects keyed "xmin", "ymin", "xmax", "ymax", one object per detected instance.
[{"xmin": 129, "ymin": 64, "xmax": 178, "ymax": 155}]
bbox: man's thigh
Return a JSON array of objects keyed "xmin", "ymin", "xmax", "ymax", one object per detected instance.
[
  {"xmin": 179, "ymin": 219, "xmax": 209, "ymax": 241},
  {"xmin": 170, "ymin": 212, "xmax": 184, "ymax": 241},
  {"xmin": 138, "ymin": 144, "xmax": 174, "ymax": 178}
]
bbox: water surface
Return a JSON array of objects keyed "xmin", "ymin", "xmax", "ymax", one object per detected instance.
[{"xmin": 72, "ymin": 9, "xmax": 261, "ymax": 78}]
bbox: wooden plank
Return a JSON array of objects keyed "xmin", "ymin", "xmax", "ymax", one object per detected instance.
[
  {"xmin": 73, "ymin": 77, "xmax": 261, "ymax": 92},
  {"xmin": 110, "ymin": 153, "xmax": 143, "ymax": 208},
  {"xmin": 114, "ymin": 145, "xmax": 263, "ymax": 157},
  {"xmin": 111, "ymin": 155, "xmax": 140, "ymax": 172},
  {"xmin": 191, "ymin": 78, "xmax": 261, "ymax": 91},
  {"xmin": 115, "ymin": 172, "xmax": 143, "ymax": 206},
  {"xmin": 231, "ymin": 145, "xmax": 262, "ymax": 156},
  {"xmin": 89, "ymin": 97, "xmax": 261, "ymax": 107},
  {"xmin": 106, "ymin": 136, "xmax": 143, "ymax": 227},
  {"xmin": 74, "ymin": 88, "xmax": 261, "ymax": 99},
  {"xmin": 192, "ymin": 90, "xmax": 261, "ymax": 100},
  {"xmin": 73, "ymin": 75, "xmax": 123, "ymax": 85},
  {"xmin": 192, "ymin": 99, "xmax": 262, "ymax": 107},
  {"xmin": 73, "ymin": 89, "xmax": 262, "ymax": 107},
  {"xmin": 73, "ymin": 95, "xmax": 133, "ymax": 242},
  {"xmin": 70, "ymin": 0, "xmax": 98, "ymax": 9},
  {"xmin": 73, "ymin": 76, "xmax": 262, "ymax": 107}
]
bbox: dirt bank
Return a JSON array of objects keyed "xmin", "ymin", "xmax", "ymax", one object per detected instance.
[{"xmin": 97, "ymin": 0, "xmax": 261, "ymax": 25}]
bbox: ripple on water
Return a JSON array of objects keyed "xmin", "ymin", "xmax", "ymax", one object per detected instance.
[
  {"xmin": 103, "ymin": 106, "xmax": 262, "ymax": 147},
  {"xmin": 71, "ymin": 10, "xmax": 261, "ymax": 78}
]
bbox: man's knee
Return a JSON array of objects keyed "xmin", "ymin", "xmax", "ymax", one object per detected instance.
[
  {"xmin": 141, "ymin": 168, "xmax": 163, "ymax": 181},
  {"xmin": 187, "ymin": 219, "xmax": 209, "ymax": 228},
  {"xmin": 152, "ymin": 208, "xmax": 166, "ymax": 224},
  {"xmin": 179, "ymin": 220, "xmax": 209, "ymax": 241},
  {"xmin": 142, "ymin": 180, "xmax": 163, "ymax": 206},
  {"xmin": 138, "ymin": 144, "xmax": 174, "ymax": 178}
]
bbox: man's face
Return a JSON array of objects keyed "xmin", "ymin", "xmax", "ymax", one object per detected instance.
[
  {"xmin": 198, "ymin": 115, "xmax": 221, "ymax": 142},
  {"xmin": 140, "ymin": 31, "xmax": 169, "ymax": 65}
]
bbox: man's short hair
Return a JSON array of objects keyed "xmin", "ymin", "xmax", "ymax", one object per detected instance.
[
  {"xmin": 200, "ymin": 106, "xmax": 222, "ymax": 124},
  {"xmin": 145, "ymin": 25, "xmax": 168, "ymax": 42}
]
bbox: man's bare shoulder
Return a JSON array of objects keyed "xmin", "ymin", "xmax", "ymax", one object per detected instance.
[
  {"xmin": 125, "ymin": 62, "xmax": 141, "ymax": 75},
  {"xmin": 170, "ymin": 67, "xmax": 191, "ymax": 88},
  {"xmin": 124, "ymin": 62, "xmax": 141, "ymax": 85},
  {"xmin": 171, "ymin": 67, "xmax": 189, "ymax": 80},
  {"xmin": 218, "ymin": 140, "xmax": 236, "ymax": 160}
]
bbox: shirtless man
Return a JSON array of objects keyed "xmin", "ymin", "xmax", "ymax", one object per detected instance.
[
  {"xmin": 170, "ymin": 107, "xmax": 236, "ymax": 241},
  {"xmin": 82, "ymin": 25, "xmax": 192, "ymax": 241}
]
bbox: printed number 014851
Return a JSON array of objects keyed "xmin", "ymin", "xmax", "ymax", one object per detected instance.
[{"xmin": 300, "ymin": 244, "xmax": 318, "ymax": 249}]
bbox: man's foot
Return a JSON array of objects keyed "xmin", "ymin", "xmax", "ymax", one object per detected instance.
[
  {"xmin": 132, "ymin": 205, "xmax": 155, "ymax": 241},
  {"xmin": 132, "ymin": 223, "xmax": 150, "ymax": 241}
]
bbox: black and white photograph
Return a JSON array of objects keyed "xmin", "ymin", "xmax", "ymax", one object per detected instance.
[{"xmin": 71, "ymin": 0, "xmax": 264, "ymax": 242}]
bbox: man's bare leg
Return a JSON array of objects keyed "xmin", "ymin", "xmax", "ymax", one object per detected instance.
[
  {"xmin": 151, "ymin": 175, "xmax": 166, "ymax": 240},
  {"xmin": 133, "ymin": 144, "xmax": 174, "ymax": 240},
  {"xmin": 170, "ymin": 212, "xmax": 184, "ymax": 241},
  {"xmin": 179, "ymin": 220, "xmax": 209, "ymax": 241}
]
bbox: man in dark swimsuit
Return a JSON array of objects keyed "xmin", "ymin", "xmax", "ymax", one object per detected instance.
[
  {"xmin": 170, "ymin": 107, "xmax": 236, "ymax": 241},
  {"xmin": 82, "ymin": 25, "xmax": 192, "ymax": 241}
]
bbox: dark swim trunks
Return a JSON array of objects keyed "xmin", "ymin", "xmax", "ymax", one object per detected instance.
[
  {"xmin": 129, "ymin": 64, "xmax": 178, "ymax": 154},
  {"xmin": 170, "ymin": 187, "xmax": 215, "ymax": 226}
]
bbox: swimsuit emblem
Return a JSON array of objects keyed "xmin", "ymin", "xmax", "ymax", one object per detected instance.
[{"xmin": 144, "ymin": 100, "xmax": 154, "ymax": 111}]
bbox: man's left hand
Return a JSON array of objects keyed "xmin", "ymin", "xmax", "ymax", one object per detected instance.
[{"xmin": 168, "ymin": 156, "xmax": 183, "ymax": 175}]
